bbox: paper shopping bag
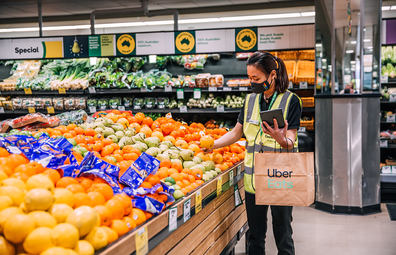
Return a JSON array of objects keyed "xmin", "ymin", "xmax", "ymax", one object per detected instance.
[{"xmin": 254, "ymin": 152, "xmax": 314, "ymax": 206}]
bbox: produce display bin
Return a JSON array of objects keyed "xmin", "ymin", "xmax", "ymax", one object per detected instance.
[
  {"xmin": 97, "ymin": 162, "xmax": 246, "ymax": 255},
  {"xmin": 300, "ymin": 118, "xmax": 314, "ymax": 130},
  {"xmin": 298, "ymin": 50, "xmax": 315, "ymax": 60},
  {"xmin": 277, "ymin": 51, "xmax": 298, "ymax": 60},
  {"xmin": 284, "ymin": 61, "xmax": 296, "ymax": 84},
  {"xmin": 296, "ymin": 61, "xmax": 315, "ymax": 84},
  {"xmin": 301, "ymin": 97, "xmax": 315, "ymax": 108}
]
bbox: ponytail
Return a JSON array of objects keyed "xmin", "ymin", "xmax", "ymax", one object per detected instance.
[{"xmin": 274, "ymin": 57, "xmax": 289, "ymax": 94}]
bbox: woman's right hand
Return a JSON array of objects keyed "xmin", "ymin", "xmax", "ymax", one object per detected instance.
[{"xmin": 198, "ymin": 141, "xmax": 215, "ymax": 153}]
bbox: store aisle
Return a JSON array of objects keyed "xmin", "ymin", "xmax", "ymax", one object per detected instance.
[{"xmin": 235, "ymin": 204, "xmax": 396, "ymax": 255}]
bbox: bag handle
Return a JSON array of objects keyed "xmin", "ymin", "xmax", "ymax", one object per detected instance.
[{"xmin": 274, "ymin": 137, "xmax": 295, "ymax": 153}]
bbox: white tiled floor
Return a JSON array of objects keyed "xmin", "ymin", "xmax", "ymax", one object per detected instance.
[{"xmin": 235, "ymin": 204, "xmax": 396, "ymax": 255}]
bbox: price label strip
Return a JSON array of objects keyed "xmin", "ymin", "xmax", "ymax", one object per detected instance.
[
  {"xmin": 135, "ymin": 227, "xmax": 148, "ymax": 255},
  {"xmin": 168, "ymin": 206, "xmax": 178, "ymax": 232},
  {"xmin": 195, "ymin": 190, "xmax": 202, "ymax": 214},
  {"xmin": 299, "ymin": 81, "xmax": 308, "ymax": 89},
  {"xmin": 58, "ymin": 87, "xmax": 66, "ymax": 94},
  {"xmin": 380, "ymin": 140, "xmax": 388, "ymax": 148},
  {"xmin": 88, "ymin": 87, "xmax": 96, "ymax": 93},
  {"xmin": 223, "ymin": 87, "xmax": 232, "ymax": 91},
  {"xmin": 288, "ymin": 81, "xmax": 294, "ymax": 89},
  {"xmin": 387, "ymin": 115, "xmax": 395, "ymax": 123},
  {"xmin": 24, "ymin": 88, "xmax": 32, "ymax": 94},
  {"xmin": 239, "ymin": 87, "xmax": 248, "ymax": 91},
  {"xmin": 0, "ymin": 107, "xmax": 4, "ymax": 114},
  {"xmin": 180, "ymin": 106, "xmax": 187, "ymax": 113},
  {"xmin": 390, "ymin": 94, "xmax": 396, "ymax": 102},
  {"xmin": 382, "ymin": 166, "xmax": 392, "ymax": 174},
  {"xmin": 164, "ymin": 85, "xmax": 172, "ymax": 92},
  {"xmin": 89, "ymin": 106, "xmax": 96, "ymax": 114},
  {"xmin": 183, "ymin": 198, "xmax": 191, "ymax": 223},
  {"xmin": 47, "ymin": 106, "xmax": 55, "ymax": 114},
  {"xmin": 208, "ymin": 87, "xmax": 217, "ymax": 92},
  {"xmin": 140, "ymin": 88, "xmax": 148, "ymax": 92},
  {"xmin": 177, "ymin": 89, "xmax": 184, "ymax": 99},
  {"xmin": 28, "ymin": 107, "xmax": 35, "ymax": 113},
  {"xmin": 229, "ymin": 170, "xmax": 234, "ymax": 187},
  {"xmin": 217, "ymin": 177, "xmax": 222, "ymax": 196},
  {"xmin": 193, "ymin": 88, "xmax": 201, "ymax": 99},
  {"xmin": 216, "ymin": 105, "xmax": 224, "ymax": 113},
  {"xmin": 118, "ymin": 106, "xmax": 125, "ymax": 111},
  {"xmin": 237, "ymin": 165, "xmax": 241, "ymax": 176},
  {"xmin": 381, "ymin": 75, "xmax": 389, "ymax": 84},
  {"xmin": 298, "ymin": 127, "xmax": 306, "ymax": 132},
  {"xmin": 234, "ymin": 185, "xmax": 243, "ymax": 207}
]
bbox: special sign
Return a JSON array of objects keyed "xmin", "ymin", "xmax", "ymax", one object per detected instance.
[
  {"xmin": 236, "ymin": 28, "xmax": 257, "ymax": 51},
  {"xmin": 175, "ymin": 31, "xmax": 195, "ymax": 53},
  {"xmin": 117, "ymin": 34, "xmax": 135, "ymax": 55}
]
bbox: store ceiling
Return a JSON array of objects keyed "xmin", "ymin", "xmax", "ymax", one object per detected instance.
[{"xmin": 0, "ymin": 0, "xmax": 314, "ymax": 24}]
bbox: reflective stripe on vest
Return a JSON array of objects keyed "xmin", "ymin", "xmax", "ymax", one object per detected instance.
[{"xmin": 242, "ymin": 90, "xmax": 302, "ymax": 193}]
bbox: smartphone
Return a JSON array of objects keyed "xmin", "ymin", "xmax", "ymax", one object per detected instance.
[{"xmin": 260, "ymin": 109, "xmax": 285, "ymax": 128}]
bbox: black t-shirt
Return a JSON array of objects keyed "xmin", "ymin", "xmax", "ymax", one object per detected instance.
[{"xmin": 237, "ymin": 93, "xmax": 302, "ymax": 130}]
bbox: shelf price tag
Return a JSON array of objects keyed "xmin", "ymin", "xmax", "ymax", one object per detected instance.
[
  {"xmin": 381, "ymin": 75, "xmax": 389, "ymax": 84},
  {"xmin": 239, "ymin": 87, "xmax": 248, "ymax": 91},
  {"xmin": 195, "ymin": 190, "xmax": 202, "ymax": 214},
  {"xmin": 208, "ymin": 87, "xmax": 217, "ymax": 92},
  {"xmin": 177, "ymin": 89, "xmax": 184, "ymax": 99},
  {"xmin": 140, "ymin": 87, "xmax": 148, "ymax": 92},
  {"xmin": 382, "ymin": 166, "xmax": 391, "ymax": 174},
  {"xmin": 386, "ymin": 115, "xmax": 395, "ymax": 123},
  {"xmin": 234, "ymin": 185, "xmax": 243, "ymax": 207},
  {"xmin": 223, "ymin": 87, "xmax": 232, "ymax": 91},
  {"xmin": 58, "ymin": 87, "xmax": 66, "ymax": 94},
  {"xmin": 134, "ymin": 105, "xmax": 141, "ymax": 110},
  {"xmin": 380, "ymin": 140, "xmax": 388, "ymax": 148},
  {"xmin": 216, "ymin": 105, "xmax": 224, "ymax": 113},
  {"xmin": 392, "ymin": 166, "xmax": 396, "ymax": 173},
  {"xmin": 183, "ymin": 198, "xmax": 191, "ymax": 223},
  {"xmin": 47, "ymin": 106, "xmax": 55, "ymax": 114},
  {"xmin": 118, "ymin": 106, "xmax": 125, "ymax": 111},
  {"xmin": 217, "ymin": 177, "xmax": 222, "ymax": 196},
  {"xmin": 229, "ymin": 170, "xmax": 234, "ymax": 187},
  {"xmin": 237, "ymin": 165, "xmax": 241, "ymax": 176},
  {"xmin": 28, "ymin": 107, "xmax": 35, "ymax": 113},
  {"xmin": 0, "ymin": 107, "xmax": 4, "ymax": 114},
  {"xmin": 390, "ymin": 94, "xmax": 396, "ymax": 102},
  {"xmin": 298, "ymin": 127, "xmax": 306, "ymax": 132},
  {"xmin": 193, "ymin": 88, "xmax": 201, "ymax": 99},
  {"xmin": 180, "ymin": 106, "xmax": 187, "ymax": 113},
  {"xmin": 168, "ymin": 206, "xmax": 178, "ymax": 232},
  {"xmin": 288, "ymin": 81, "xmax": 294, "ymax": 89},
  {"xmin": 135, "ymin": 226, "xmax": 148, "ymax": 255},
  {"xmin": 164, "ymin": 85, "xmax": 172, "ymax": 92},
  {"xmin": 299, "ymin": 81, "xmax": 308, "ymax": 89},
  {"xmin": 24, "ymin": 88, "xmax": 32, "ymax": 94},
  {"xmin": 88, "ymin": 87, "xmax": 96, "ymax": 93}
]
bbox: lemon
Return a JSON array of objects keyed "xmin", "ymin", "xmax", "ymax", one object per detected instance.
[
  {"xmin": 0, "ymin": 236, "xmax": 15, "ymax": 255},
  {"xmin": 0, "ymin": 170, "xmax": 8, "ymax": 181},
  {"xmin": 4, "ymin": 214, "xmax": 35, "ymax": 244},
  {"xmin": 40, "ymin": 246, "xmax": 69, "ymax": 255},
  {"xmin": 26, "ymin": 174, "xmax": 54, "ymax": 193},
  {"xmin": 0, "ymin": 186, "xmax": 24, "ymax": 206},
  {"xmin": 0, "ymin": 206, "xmax": 23, "ymax": 234},
  {"xmin": 52, "ymin": 223, "xmax": 79, "ymax": 249},
  {"xmin": 101, "ymin": 226, "xmax": 118, "ymax": 244},
  {"xmin": 74, "ymin": 240, "xmax": 94, "ymax": 255},
  {"xmin": 1, "ymin": 178, "xmax": 26, "ymax": 191},
  {"xmin": 53, "ymin": 188, "xmax": 75, "ymax": 208},
  {"xmin": 49, "ymin": 203, "xmax": 73, "ymax": 223},
  {"xmin": 24, "ymin": 188, "xmax": 54, "ymax": 212},
  {"xmin": 84, "ymin": 227, "xmax": 108, "ymax": 251},
  {"xmin": 29, "ymin": 211, "xmax": 57, "ymax": 228},
  {"xmin": 23, "ymin": 227, "xmax": 54, "ymax": 254},
  {"xmin": 0, "ymin": 195, "xmax": 13, "ymax": 211},
  {"xmin": 67, "ymin": 249, "xmax": 80, "ymax": 255},
  {"xmin": 66, "ymin": 206, "xmax": 99, "ymax": 237}
]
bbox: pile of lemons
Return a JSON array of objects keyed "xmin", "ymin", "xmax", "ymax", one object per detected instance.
[{"xmin": 0, "ymin": 173, "xmax": 109, "ymax": 255}]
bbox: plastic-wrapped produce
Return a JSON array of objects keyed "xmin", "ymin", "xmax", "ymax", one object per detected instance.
[
  {"xmin": 157, "ymin": 97, "xmax": 169, "ymax": 109},
  {"xmin": 12, "ymin": 98, "xmax": 23, "ymax": 109},
  {"xmin": 123, "ymin": 97, "xmax": 134, "ymax": 108},
  {"xmin": 144, "ymin": 97, "xmax": 157, "ymax": 109},
  {"xmin": 43, "ymin": 98, "xmax": 52, "ymax": 108},
  {"xmin": 209, "ymin": 75, "xmax": 224, "ymax": 87},
  {"xmin": 97, "ymin": 98, "xmax": 109, "ymax": 110},
  {"xmin": 53, "ymin": 98, "xmax": 64, "ymax": 110},
  {"xmin": 133, "ymin": 98, "xmax": 144, "ymax": 109},
  {"xmin": 75, "ymin": 97, "xmax": 86, "ymax": 110},
  {"xmin": 87, "ymin": 98, "xmax": 98, "ymax": 108},
  {"xmin": 64, "ymin": 98, "xmax": 75, "ymax": 110},
  {"xmin": 109, "ymin": 98, "xmax": 121, "ymax": 109},
  {"xmin": 57, "ymin": 110, "xmax": 88, "ymax": 125},
  {"xmin": 195, "ymin": 74, "xmax": 210, "ymax": 88}
]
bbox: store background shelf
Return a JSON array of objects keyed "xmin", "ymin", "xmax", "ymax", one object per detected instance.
[{"xmin": 380, "ymin": 173, "xmax": 396, "ymax": 183}]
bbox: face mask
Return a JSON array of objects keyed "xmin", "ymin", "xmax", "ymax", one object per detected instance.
[{"xmin": 251, "ymin": 78, "xmax": 272, "ymax": 94}]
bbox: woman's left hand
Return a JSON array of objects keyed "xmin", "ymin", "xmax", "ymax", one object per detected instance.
[{"xmin": 261, "ymin": 119, "xmax": 288, "ymax": 145}]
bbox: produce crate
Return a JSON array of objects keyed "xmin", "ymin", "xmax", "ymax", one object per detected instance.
[
  {"xmin": 296, "ymin": 61, "xmax": 315, "ymax": 84},
  {"xmin": 301, "ymin": 97, "xmax": 315, "ymax": 108},
  {"xmin": 284, "ymin": 61, "xmax": 296, "ymax": 83},
  {"xmin": 300, "ymin": 118, "xmax": 314, "ymax": 130},
  {"xmin": 298, "ymin": 50, "xmax": 315, "ymax": 60},
  {"xmin": 277, "ymin": 51, "xmax": 298, "ymax": 60},
  {"xmin": 386, "ymin": 159, "xmax": 396, "ymax": 166},
  {"xmin": 269, "ymin": 51, "xmax": 278, "ymax": 57}
]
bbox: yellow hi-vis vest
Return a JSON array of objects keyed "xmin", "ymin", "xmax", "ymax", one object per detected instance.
[{"xmin": 243, "ymin": 90, "xmax": 302, "ymax": 194}]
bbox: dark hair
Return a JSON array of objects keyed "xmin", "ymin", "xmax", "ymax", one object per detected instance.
[{"xmin": 246, "ymin": 51, "xmax": 289, "ymax": 94}]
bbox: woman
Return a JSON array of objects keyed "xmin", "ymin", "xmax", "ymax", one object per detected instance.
[{"xmin": 208, "ymin": 52, "xmax": 302, "ymax": 255}]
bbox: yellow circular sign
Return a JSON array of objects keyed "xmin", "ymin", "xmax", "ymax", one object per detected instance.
[
  {"xmin": 175, "ymin": 32, "xmax": 195, "ymax": 53},
  {"xmin": 236, "ymin": 29, "xmax": 257, "ymax": 51},
  {"xmin": 117, "ymin": 34, "xmax": 135, "ymax": 55}
]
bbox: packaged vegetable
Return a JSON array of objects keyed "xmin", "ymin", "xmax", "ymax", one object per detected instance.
[
  {"xmin": 123, "ymin": 97, "xmax": 134, "ymax": 108},
  {"xmin": 144, "ymin": 97, "xmax": 157, "ymax": 109},
  {"xmin": 133, "ymin": 98, "xmax": 144, "ymax": 110},
  {"xmin": 64, "ymin": 98, "xmax": 75, "ymax": 110},
  {"xmin": 53, "ymin": 98, "xmax": 64, "ymax": 110},
  {"xmin": 97, "ymin": 98, "xmax": 109, "ymax": 110},
  {"xmin": 109, "ymin": 98, "xmax": 121, "ymax": 109},
  {"xmin": 87, "ymin": 98, "xmax": 98, "ymax": 107}
]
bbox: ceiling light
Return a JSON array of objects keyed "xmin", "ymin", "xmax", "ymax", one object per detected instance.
[
  {"xmin": 96, "ymin": 22, "xmax": 145, "ymax": 28},
  {"xmin": 367, "ymin": 46, "xmax": 373, "ymax": 49},
  {"xmin": 351, "ymin": 41, "xmax": 357, "ymax": 44},
  {"xmin": 301, "ymin": 12, "xmax": 315, "ymax": 17},
  {"xmin": 315, "ymin": 43, "xmax": 322, "ymax": 47},
  {"xmin": 346, "ymin": 50, "xmax": 354, "ymax": 54},
  {"xmin": 220, "ymin": 12, "xmax": 301, "ymax": 21},
  {"xmin": 179, "ymin": 18, "xmax": 221, "ymax": 24},
  {"xmin": 350, "ymin": 61, "xmax": 356, "ymax": 64},
  {"xmin": 391, "ymin": 6, "xmax": 396, "ymax": 10},
  {"xmin": 382, "ymin": 6, "xmax": 391, "ymax": 11},
  {"xmin": 363, "ymin": 39, "xmax": 371, "ymax": 42},
  {"xmin": 144, "ymin": 20, "xmax": 174, "ymax": 25}
]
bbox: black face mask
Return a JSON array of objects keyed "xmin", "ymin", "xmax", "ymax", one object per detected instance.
[{"xmin": 251, "ymin": 78, "xmax": 272, "ymax": 94}]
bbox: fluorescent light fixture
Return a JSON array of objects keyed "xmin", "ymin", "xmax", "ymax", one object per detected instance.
[
  {"xmin": 391, "ymin": 6, "xmax": 396, "ymax": 10},
  {"xmin": 351, "ymin": 68, "xmax": 356, "ymax": 71},
  {"xmin": 301, "ymin": 12, "xmax": 315, "ymax": 17},
  {"xmin": 351, "ymin": 41, "xmax": 357, "ymax": 44},
  {"xmin": 220, "ymin": 12, "xmax": 301, "ymax": 21},
  {"xmin": 315, "ymin": 43, "xmax": 322, "ymax": 47},
  {"xmin": 363, "ymin": 39, "xmax": 371, "ymax": 42},
  {"xmin": 96, "ymin": 22, "xmax": 145, "ymax": 28},
  {"xmin": 350, "ymin": 61, "xmax": 356, "ymax": 64},
  {"xmin": 367, "ymin": 46, "xmax": 373, "ymax": 49},
  {"xmin": 382, "ymin": 6, "xmax": 391, "ymax": 11},
  {"xmin": 144, "ymin": 20, "xmax": 174, "ymax": 25},
  {"xmin": 345, "ymin": 68, "xmax": 350, "ymax": 71},
  {"xmin": 149, "ymin": 55, "xmax": 157, "ymax": 64},
  {"xmin": 90, "ymin": 57, "xmax": 97, "ymax": 66},
  {"xmin": 179, "ymin": 18, "xmax": 221, "ymax": 24},
  {"xmin": 346, "ymin": 50, "xmax": 354, "ymax": 53},
  {"xmin": 43, "ymin": 25, "xmax": 90, "ymax": 31}
]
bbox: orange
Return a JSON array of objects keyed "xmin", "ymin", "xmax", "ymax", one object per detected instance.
[
  {"xmin": 175, "ymin": 140, "xmax": 188, "ymax": 149},
  {"xmin": 183, "ymin": 180, "xmax": 191, "ymax": 187},
  {"xmin": 200, "ymin": 135, "xmax": 214, "ymax": 149},
  {"xmin": 171, "ymin": 162, "xmax": 183, "ymax": 173},
  {"xmin": 110, "ymin": 143, "xmax": 120, "ymax": 151},
  {"xmin": 185, "ymin": 185, "xmax": 193, "ymax": 193},
  {"xmin": 140, "ymin": 126, "xmax": 152, "ymax": 138},
  {"xmin": 105, "ymin": 199, "xmax": 125, "ymax": 220},
  {"xmin": 112, "ymin": 154, "xmax": 123, "ymax": 163},
  {"xmin": 157, "ymin": 170, "xmax": 168, "ymax": 179},
  {"xmin": 180, "ymin": 188, "xmax": 188, "ymax": 195},
  {"xmin": 170, "ymin": 173, "xmax": 183, "ymax": 182},
  {"xmin": 151, "ymin": 131, "xmax": 164, "ymax": 142},
  {"xmin": 167, "ymin": 168, "xmax": 178, "ymax": 176},
  {"xmin": 163, "ymin": 135, "xmax": 175, "ymax": 145},
  {"xmin": 181, "ymin": 168, "xmax": 192, "ymax": 175},
  {"xmin": 14, "ymin": 164, "xmax": 37, "ymax": 176},
  {"xmin": 103, "ymin": 138, "xmax": 113, "ymax": 146},
  {"xmin": 113, "ymin": 149, "xmax": 123, "ymax": 156},
  {"xmin": 113, "ymin": 194, "xmax": 133, "ymax": 216},
  {"xmin": 101, "ymin": 145, "xmax": 114, "ymax": 157},
  {"xmin": 142, "ymin": 117, "xmax": 154, "ymax": 127},
  {"xmin": 6, "ymin": 154, "xmax": 29, "ymax": 170},
  {"xmin": 10, "ymin": 172, "xmax": 30, "ymax": 183},
  {"xmin": 188, "ymin": 144, "xmax": 200, "ymax": 155},
  {"xmin": 87, "ymin": 191, "xmax": 106, "ymax": 206},
  {"xmin": 188, "ymin": 175, "xmax": 196, "ymax": 184},
  {"xmin": 74, "ymin": 127, "xmax": 84, "ymax": 135},
  {"xmin": 63, "ymin": 133, "xmax": 73, "ymax": 139},
  {"xmin": 159, "ymin": 159, "xmax": 172, "ymax": 168},
  {"xmin": 67, "ymin": 124, "xmax": 77, "ymax": 130},
  {"xmin": 213, "ymin": 152, "xmax": 223, "ymax": 164},
  {"xmin": 144, "ymin": 212, "xmax": 153, "ymax": 220},
  {"xmin": 84, "ymin": 128, "xmax": 96, "ymax": 136},
  {"xmin": 123, "ymin": 153, "xmax": 138, "ymax": 161},
  {"xmin": 134, "ymin": 112, "xmax": 145, "ymax": 124},
  {"xmin": 192, "ymin": 169, "xmax": 203, "ymax": 180},
  {"xmin": 175, "ymin": 181, "xmax": 185, "ymax": 188},
  {"xmin": 129, "ymin": 123, "xmax": 141, "ymax": 133},
  {"xmin": 105, "ymin": 113, "xmax": 118, "ymax": 123},
  {"xmin": 66, "ymin": 184, "xmax": 86, "ymax": 194},
  {"xmin": 101, "ymin": 226, "xmax": 118, "ymax": 243},
  {"xmin": 123, "ymin": 217, "xmax": 137, "ymax": 231},
  {"xmin": 146, "ymin": 175, "xmax": 160, "ymax": 186},
  {"xmin": 79, "ymin": 178, "xmax": 93, "ymax": 190},
  {"xmin": 93, "ymin": 177, "xmax": 108, "ymax": 184},
  {"xmin": 0, "ymin": 148, "xmax": 9, "ymax": 157},
  {"xmin": 94, "ymin": 205, "xmax": 113, "ymax": 227},
  {"xmin": 42, "ymin": 169, "xmax": 61, "ymax": 184},
  {"xmin": 195, "ymin": 180, "xmax": 204, "ymax": 185},
  {"xmin": 93, "ymin": 134, "xmax": 104, "ymax": 141},
  {"xmin": 190, "ymin": 183, "xmax": 198, "ymax": 189},
  {"xmin": 140, "ymin": 182, "xmax": 152, "ymax": 189},
  {"xmin": 129, "ymin": 208, "xmax": 146, "ymax": 226},
  {"xmin": 181, "ymin": 173, "xmax": 189, "ymax": 180},
  {"xmin": 73, "ymin": 193, "xmax": 94, "ymax": 208},
  {"xmin": 51, "ymin": 130, "xmax": 62, "ymax": 136},
  {"xmin": 88, "ymin": 183, "xmax": 114, "ymax": 201},
  {"xmin": 0, "ymin": 165, "xmax": 12, "ymax": 177},
  {"xmin": 111, "ymin": 219, "xmax": 129, "ymax": 236}
]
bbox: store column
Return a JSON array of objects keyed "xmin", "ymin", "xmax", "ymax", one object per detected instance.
[{"xmin": 314, "ymin": 0, "xmax": 381, "ymax": 214}]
